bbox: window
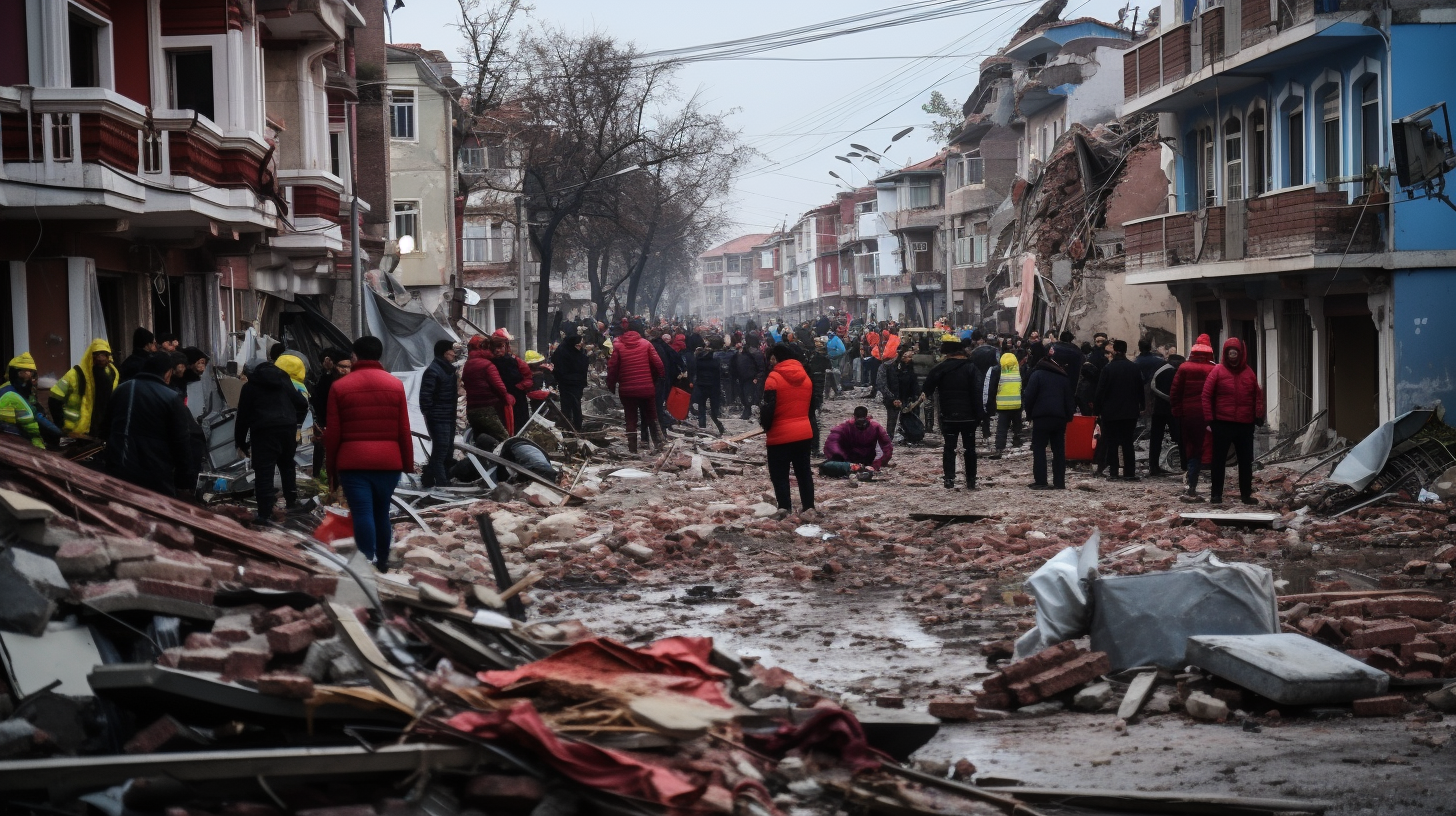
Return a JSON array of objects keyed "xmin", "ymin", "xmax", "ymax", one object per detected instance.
[
  {"xmin": 169, "ymin": 50, "xmax": 214, "ymax": 121},
  {"xmin": 985, "ymin": 86, "xmax": 998, "ymax": 104},
  {"xmin": 51, "ymin": 115, "xmax": 73, "ymax": 161},
  {"xmin": 1359, "ymin": 78, "xmax": 1379, "ymax": 191},
  {"xmin": 329, "ymin": 132, "xmax": 342, "ymax": 178},
  {"xmin": 487, "ymin": 144, "xmax": 507, "ymax": 168},
  {"xmin": 393, "ymin": 201, "xmax": 420, "ymax": 246},
  {"xmin": 1319, "ymin": 87, "xmax": 1340, "ymax": 182},
  {"xmin": 1200, "ymin": 126, "xmax": 1216, "ymax": 208},
  {"xmin": 464, "ymin": 222, "xmax": 506, "ymax": 263},
  {"xmin": 1249, "ymin": 109, "xmax": 1268, "ymax": 196},
  {"xmin": 760, "ymin": 250, "xmax": 773, "ymax": 268},
  {"xmin": 1224, "ymin": 115, "xmax": 1243, "ymax": 201},
  {"xmin": 142, "ymin": 130, "xmax": 162, "ymax": 173},
  {"xmin": 1288, "ymin": 107, "xmax": 1305, "ymax": 186},
  {"xmin": 902, "ymin": 180, "xmax": 932, "ymax": 209},
  {"xmin": 460, "ymin": 147, "xmax": 485, "ymax": 170},
  {"xmin": 855, "ymin": 199, "xmax": 877, "ymax": 214},
  {"xmin": 68, "ymin": 14, "xmax": 100, "ymax": 88},
  {"xmin": 954, "ymin": 156, "xmax": 984, "ymax": 188},
  {"xmin": 390, "ymin": 90, "xmax": 415, "ymax": 139}
]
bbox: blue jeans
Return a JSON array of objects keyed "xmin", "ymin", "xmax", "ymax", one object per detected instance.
[{"xmin": 341, "ymin": 470, "xmax": 399, "ymax": 568}]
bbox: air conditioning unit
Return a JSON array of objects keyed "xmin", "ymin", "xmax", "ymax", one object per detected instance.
[{"xmin": 910, "ymin": 241, "xmax": 929, "ymax": 252}]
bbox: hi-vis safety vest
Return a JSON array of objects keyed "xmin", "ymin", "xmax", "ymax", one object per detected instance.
[{"xmin": 995, "ymin": 353, "xmax": 1022, "ymax": 410}]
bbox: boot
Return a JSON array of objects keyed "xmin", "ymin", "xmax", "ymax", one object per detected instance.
[
  {"xmin": 627, "ymin": 435, "xmax": 639, "ymax": 455},
  {"xmin": 714, "ymin": 418, "xmax": 726, "ymax": 435}
]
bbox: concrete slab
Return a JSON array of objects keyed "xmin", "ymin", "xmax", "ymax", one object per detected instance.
[{"xmin": 1185, "ymin": 633, "xmax": 1389, "ymax": 705}]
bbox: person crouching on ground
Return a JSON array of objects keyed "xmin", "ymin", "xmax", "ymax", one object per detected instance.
[
  {"xmin": 762, "ymin": 343, "xmax": 816, "ymax": 517},
  {"xmin": 821, "ymin": 405, "xmax": 892, "ymax": 478}
]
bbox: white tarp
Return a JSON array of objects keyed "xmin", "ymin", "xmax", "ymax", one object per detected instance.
[
  {"xmin": 1330, "ymin": 408, "xmax": 1439, "ymax": 493},
  {"xmin": 1013, "ymin": 531, "xmax": 1101, "ymax": 659}
]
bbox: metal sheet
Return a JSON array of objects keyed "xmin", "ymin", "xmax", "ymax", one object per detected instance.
[{"xmin": 0, "ymin": 623, "xmax": 103, "ymax": 697}]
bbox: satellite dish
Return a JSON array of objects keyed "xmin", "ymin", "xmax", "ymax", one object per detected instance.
[
  {"xmin": 892, "ymin": 126, "xmax": 915, "ymax": 141},
  {"xmin": 849, "ymin": 143, "xmax": 872, "ymax": 153}
]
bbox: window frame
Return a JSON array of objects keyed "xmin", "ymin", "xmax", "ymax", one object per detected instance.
[
  {"xmin": 393, "ymin": 200, "xmax": 422, "ymax": 248},
  {"xmin": 1247, "ymin": 106, "xmax": 1268, "ymax": 197},
  {"xmin": 66, "ymin": 4, "xmax": 113, "ymax": 90},
  {"xmin": 389, "ymin": 88, "xmax": 417, "ymax": 141},
  {"xmin": 167, "ymin": 48, "xmax": 216, "ymax": 123},
  {"xmin": 1315, "ymin": 80, "xmax": 1342, "ymax": 184},
  {"xmin": 1224, "ymin": 114, "xmax": 1244, "ymax": 202}
]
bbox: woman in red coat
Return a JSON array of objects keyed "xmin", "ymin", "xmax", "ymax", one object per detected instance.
[
  {"xmin": 1169, "ymin": 334, "xmax": 1216, "ymax": 501},
  {"xmin": 607, "ymin": 324, "xmax": 664, "ymax": 454},
  {"xmin": 325, "ymin": 336, "xmax": 413, "ymax": 571},
  {"xmin": 761, "ymin": 343, "xmax": 817, "ymax": 516},
  {"xmin": 1201, "ymin": 337, "xmax": 1266, "ymax": 505}
]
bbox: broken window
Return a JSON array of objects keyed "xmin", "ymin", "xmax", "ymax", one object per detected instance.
[{"xmin": 1224, "ymin": 115, "xmax": 1243, "ymax": 201}]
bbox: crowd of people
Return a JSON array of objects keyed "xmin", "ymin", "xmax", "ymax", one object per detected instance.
[{"xmin": 0, "ymin": 308, "xmax": 1270, "ymax": 571}]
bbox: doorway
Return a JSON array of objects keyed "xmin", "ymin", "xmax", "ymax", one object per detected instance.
[{"xmin": 1328, "ymin": 313, "xmax": 1379, "ymax": 442}]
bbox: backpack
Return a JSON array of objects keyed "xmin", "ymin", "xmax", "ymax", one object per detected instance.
[
  {"xmin": 874, "ymin": 361, "xmax": 891, "ymax": 394},
  {"xmin": 899, "ymin": 408, "xmax": 926, "ymax": 443}
]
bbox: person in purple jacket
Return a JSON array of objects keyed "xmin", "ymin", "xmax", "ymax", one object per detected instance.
[{"xmin": 820, "ymin": 405, "xmax": 893, "ymax": 477}]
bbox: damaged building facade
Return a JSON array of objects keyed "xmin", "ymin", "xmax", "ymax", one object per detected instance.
[
  {"xmin": 1120, "ymin": 0, "xmax": 1456, "ymax": 443},
  {"xmin": 0, "ymin": 0, "xmax": 377, "ymax": 382}
]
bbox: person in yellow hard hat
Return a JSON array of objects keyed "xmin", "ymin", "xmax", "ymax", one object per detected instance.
[
  {"xmin": 49, "ymin": 339, "xmax": 120, "ymax": 438},
  {"xmin": 1, "ymin": 353, "xmax": 63, "ymax": 448}
]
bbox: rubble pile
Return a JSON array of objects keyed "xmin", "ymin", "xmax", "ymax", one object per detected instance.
[{"xmin": 1282, "ymin": 591, "xmax": 1456, "ymax": 679}]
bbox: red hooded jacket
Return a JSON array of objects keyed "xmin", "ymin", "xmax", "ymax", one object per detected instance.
[
  {"xmin": 1170, "ymin": 333, "xmax": 1216, "ymax": 420},
  {"xmin": 463, "ymin": 347, "xmax": 512, "ymax": 410},
  {"xmin": 763, "ymin": 358, "xmax": 814, "ymax": 445},
  {"xmin": 1201, "ymin": 338, "xmax": 1265, "ymax": 424},
  {"xmin": 324, "ymin": 360, "xmax": 413, "ymax": 474},
  {"xmin": 607, "ymin": 331, "xmax": 663, "ymax": 399}
]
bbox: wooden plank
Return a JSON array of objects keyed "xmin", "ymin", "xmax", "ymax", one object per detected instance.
[
  {"xmin": 324, "ymin": 601, "xmax": 418, "ymax": 709},
  {"xmin": 726, "ymin": 428, "xmax": 765, "ymax": 443},
  {"xmin": 1117, "ymin": 671, "xmax": 1157, "ymax": 721},
  {"xmin": 1277, "ymin": 589, "xmax": 1441, "ymax": 606},
  {"xmin": 1179, "ymin": 512, "xmax": 1280, "ymax": 526}
]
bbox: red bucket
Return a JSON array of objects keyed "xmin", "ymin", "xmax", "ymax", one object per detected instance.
[{"xmin": 1066, "ymin": 415, "xmax": 1097, "ymax": 461}]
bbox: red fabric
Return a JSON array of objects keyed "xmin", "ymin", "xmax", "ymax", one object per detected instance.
[
  {"xmin": 607, "ymin": 331, "xmax": 663, "ymax": 399},
  {"xmin": 671, "ymin": 334, "xmax": 686, "ymax": 353},
  {"xmin": 864, "ymin": 331, "xmax": 879, "ymax": 353},
  {"xmin": 744, "ymin": 707, "xmax": 891, "ymax": 775},
  {"xmin": 1170, "ymin": 333, "xmax": 1216, "ymax": 420},
  {"xmin": 324, "ymin": 360, "xmax": 413, "ymax": 474},
  {"xmin": 463, "ymin": 349, "xmax": 512, "ymax": 410},
  {"xmin": 447, "ymin": 703, "xmax": 707, "ymax": 809},
  {"xmin": 666, "ymin": 386, "xmax": 692, "ymax": 421},
  {"xmin": 763, "ymin": 359, "xmax": 814, "ymax": 445},
  {"xmin": 875, "ymin": 333, "xmax": 900, "ymax": 361},
  {"xmin": 510, "ymin": 355, "xmax": 534, "ymax": 394},
  {"xmin": 1201, "ymin": 338, "xmax": 1265, "ymax": 424},
  {"xmin": 477, "ymin": 636, "xmax": 732, "ymax": 707}
]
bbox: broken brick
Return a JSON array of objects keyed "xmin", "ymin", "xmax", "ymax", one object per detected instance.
[
  {"xmin": 115, "ymin": 557, "xmax": 212, "ymax": 587},
  {"xmin": 1026, "ymin": 651, "xmax": 1112, "ymax": 699},
  {"xmin": 267, "ymin": 618, "xmax": 318, "ymax": 654},
  {"xmin": 1352, "ymin": 695, "xmax": 1410, "ymax": 717},
  {"xmin": 1347, "ymin": 620, "xmax": 1417, "ymax": 650},
  {"xmin": 1001, "ymin": 641, "xmax": 1080, "ymax": 683},
  {"xmin": 256, "ymin": 673, "xmax": 314, "ymax": 699},
  {"xmin": 222, "ymin": 649, "xmax": 271, "ymax": 682},
  {"xmin": 135, "ymin": 578, "xmax": 215, "ymax": 606},
  {"xmin": 927, "ymin": 696, "xmax": 981, "ymax": 721},
  {"xmin": 123, "ymin": 715, "xmax": 198, "ymax": 754},
  {"xmin": 240, "ymin": 562, "xmax": 308, "ymax": 592},
  {"xmin": 1368, "ymin": 596, "xmax": 1448, "ymax": 620},
  {"xmin": 175, "ymin": 648, "xmax": 230, "ymax": 673},
  {"xmin": 54, "ymin": 539, "xmax": 111, "ymax": 578}
]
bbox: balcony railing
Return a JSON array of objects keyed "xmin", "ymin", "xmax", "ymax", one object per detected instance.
[{"xmin": 1124, "ymin": 186, "xmax": 1383, "ymax": 273}]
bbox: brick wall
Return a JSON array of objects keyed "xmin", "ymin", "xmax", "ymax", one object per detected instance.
[
  {"xmin": 1201, "ymin": 7, "xmax": 1225, "ymax": 68},
  {"xmin": 1124, "ymin": 49, "xmax": 1139, "ymax": 99},
  {"xmin": 1247, "ymin": 187, "xmax": 1381, "ymax": 256},
  {"xmin": 1123, "ymin": 208, "xmax": 1226, "ymax": 272},
  {"xmin": 1242, "ymin": 0, "xmax": 1272, "ymax": 48},
  {"xmin": 1162, "ymin": 26, "xmax": 1192, "ymax": 84}
]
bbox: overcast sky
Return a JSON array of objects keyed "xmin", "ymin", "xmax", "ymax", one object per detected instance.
[{"xmin": 389, "ymin": 0, "xmax": 1130, "ymax": 243}]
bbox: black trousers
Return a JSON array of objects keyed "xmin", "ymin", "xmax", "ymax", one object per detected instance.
[
  {"xmin": 1210, "ymin": 420, "xmax": 1256, "ymax": 501},
  {"xmin": 424, "ymin": 419, "xmax": 454, "ymax": 487},
  {"xmin": 767, "ymin": 438, "xmax": 815, "ymax": 512},
  {"xmin": 251, "ymin": 426, "xmax": 297, "ymax": 516},
  {"xmin": 995, "ymin": 409, "xmax": 1023, "ymax": 450},
  {"xmin": 558, "ymin": 385, "xmax": 584, "ymax": 432},
  {"xmin": 737, "ymin": 377, "xmax": 759, "ymax": 419},
  {"xmin": 695, "ymin": 385, "xmax": 724, "ymax": 431},
  {"xmin": 511, "ymin": 391, "xmax": 530, "ymax": 436},
  {"xmin": 1101, "ymin": 418, "xmax": 1138, "ymax": 477},
  {"xmin": 860, "ymin": 357, "xmax": 877, "ymax": 386},
  {"xmin": 942, "ymin": 421, "xmax": 978, "ymax": 486},
  {"xmin": 1149, "ymin": 413, "xmax": 1177, "ymax": 471},
  {"xmin": 1031, "ymin": 418, "xmax": 1067, "ymax": 487},
  {"xmin": 884, "ymin": 404, "xmax": 900, "ymax": 441}
]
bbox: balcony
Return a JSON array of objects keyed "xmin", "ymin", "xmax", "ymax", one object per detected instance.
[
  {"xmin": 859, "ymin": 272, "xmax": 944, "ymax": 295},
  {"xmin": 1122, "ymin": 0, "xmax": 1381, "ymax": 111},
  {"xmin": 839, "ymin": 224, "xmax": 860, "ymax": 246},
  {"xmin": 1124, "ymin": 186, "xmax": 1384, "ymax": 281},
  {"xmin": 951, "ymin": 266, "xmax": 991, "ymax": 292}
]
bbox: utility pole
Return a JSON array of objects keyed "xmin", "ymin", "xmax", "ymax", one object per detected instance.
[
  {"xmin": 515, "ymin": 194, "xmax": 528, "ymax": 347},
  {"xmin": 348, "ymin": 101, "xmax": 363, "ymax": 338}
]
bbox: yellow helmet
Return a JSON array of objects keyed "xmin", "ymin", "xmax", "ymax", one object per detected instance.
[
  {"xmin": 7, "ymin": 353, "xmax": 37, "ymax": 372},
  {"xmin": 524, "ymin": 350, "xmax": 546, "ymax": 364},
  {"xmin": 941, "ymin": 334, "xmax": 958, "ymax": 344}
]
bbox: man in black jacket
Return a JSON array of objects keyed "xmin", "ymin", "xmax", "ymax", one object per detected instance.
[
  {"xmin": 1022, "ymin": 356, "xmax": 1075, "ymax": 490},
  {"xmin": 1148, "ymin": 353, "xmax": 1183, "ymax": 477},
  {"xmin": 692, "ymin": 336, "xmax": 727, "ymax": 434},
  {"xmin": 921, "ymin": 340, "xmax": 985, "ymax": 490},
  {"xmin": 1094, "ymin": 339, "xmax": 1145, "ymax": 481},
  {"xmin": 805, "ymin": 339, "xmax": 835, "ymax": 454},
  {"xmin": 734, "ymin": 337, "xmax": 766, "ymax": 421},
  {"xmin": 968, "ymin": 331, "xmax": 999, "ymax": 440},
  {"xmin": 882, "ymin": 346, "xmax": 918, "ymax": 442},
  {"xmin": 106, "ymin": 352, "xmax": 193, "ymax": 496},
  {"xmin": 420, "ymin": 339, "xmax": 459, "ymax": 488},
  {"xmin": 550, "ymin": 334, "xmax": 590, "ymax": 432},
  {"xmin": 117, "ymin": 327, "xmax": 157, "ymax": 383},
  {"xmin": 236, "ymin": 353, "xmax": 308, "ymax": 521},
  {"xmin": 311, "ymin": 348, "xmax": 348, "ymax": 477},
  {"xmin": 1049, "ymin": 331, "xmax": 1086, "ymax": 399}
]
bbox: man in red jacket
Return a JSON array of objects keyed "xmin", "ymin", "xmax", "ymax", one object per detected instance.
[
  {"xmin": 606, "ymin": 322, "xmax": 664, "ymax": 454},
  {"xmin": 1201, "ymin": 337, "xmax": 1265, "ymax": 506},
  {"xmin": 1170, "ymin": 334, "xmax": 1217, "ymax": 501},
  {"xmin": 326, "ymin": 336, "xmax": 413, "ymax": 571}
]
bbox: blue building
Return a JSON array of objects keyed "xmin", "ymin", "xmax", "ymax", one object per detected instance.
[{"xmin": 1120, "ymin": 0, "xmax": 1456, "ymax": 443}]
